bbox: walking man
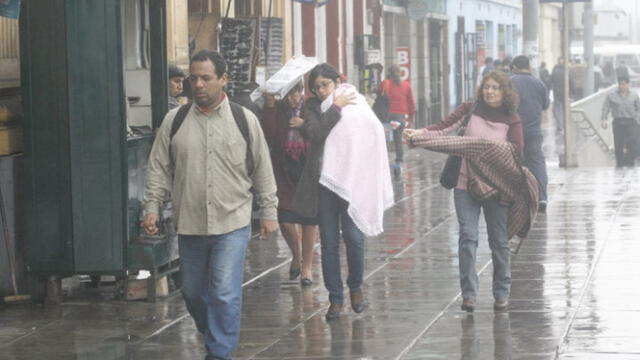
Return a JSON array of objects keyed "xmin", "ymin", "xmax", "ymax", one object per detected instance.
[
  {"xmin": 511, "ymin": 55, "xmax": 551, "ymax": 211},
  {"xmin": 550, "ymin": 57, "xmax": 574, "ymax": 134},
  {"xmin": 143, "ymin": 50, "xmax": 279, "ymax": 360},
  {"xmin": 601, "ymin": 76, "xmax": 640, "ymax": 167}
]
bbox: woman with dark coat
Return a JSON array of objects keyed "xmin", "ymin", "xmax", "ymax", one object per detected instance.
[
  {"xmin": 260, "ymin": 82, "xmax": 318, "ymax": 286},
  {"xmin": 293, "ymin": 63, "xmax": 393, "ymax": 320}
]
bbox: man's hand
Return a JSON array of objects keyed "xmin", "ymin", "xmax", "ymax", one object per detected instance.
[
  {"xmin": 260, "ymin": 219, "xmax": 279, "ymax": 240},
  {"xmin": 601, "ymin": 120, "xmax": 608, "ymax": 129},
  {"xmin": 142, "ymin": 213, "xmax": 160, "ymax": 235}
]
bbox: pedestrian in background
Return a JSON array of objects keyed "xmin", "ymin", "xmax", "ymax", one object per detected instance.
[
  {"xmin": 168, "ymin": 64, "xmax": 185, "ymax": 110},
  {"xmin": 379, "ymin": 64, "xmax": 416, "ymax": 176},
  {"xmin": 143, "ymin": 50, "xmax": 279, "ymax": 360},
  {"xmin": 477, "ymin": 57, "xmax": 494, "ymax": 87},
  {"xmin": 260, "ymin": 82, "xmax": 318, "ymax": 286},
  {"xmin": 511, "ymin": 55, "xmax": 550, "ymax": 212},
  {"xmin": 601, "ymin": 76, "xmax": 640, "ymax": 167},
  {"xmin": 404, "ymin": 71, "xmax": 524, "ymax": 313},
  {"xmin": 550, "ymin": 57, "xmax": 575, "ymax": 133},
  {"xmin": 294, "ymin": 63, "xmax": 393, "ymax": 321}
]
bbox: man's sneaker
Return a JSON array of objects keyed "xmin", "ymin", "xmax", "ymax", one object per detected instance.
[{"xmin": 538, "ymin": 200, "xmax": 547, "ymax": 213}]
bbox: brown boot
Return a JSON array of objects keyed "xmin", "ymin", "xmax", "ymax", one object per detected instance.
[{"xmin": 325, "ymin": 303, "xmax": 343, "ymax": 321}]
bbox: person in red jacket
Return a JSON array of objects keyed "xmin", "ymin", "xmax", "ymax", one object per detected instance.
[{"xmin": 379, "ymin": 64, "xmax": 416, "ymax": 176}]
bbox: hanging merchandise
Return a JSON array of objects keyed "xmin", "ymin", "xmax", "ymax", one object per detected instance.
[
  {"xmin": 219, "ymin": 17, "xmax": 256, "ymax": 98},
  {"xmin": 0, "ymin": 0, "xmax": 20, "ymax": 19},
  {"xmin": 259, "ymin": 17, "xmax": 284, "ymax": 80}
]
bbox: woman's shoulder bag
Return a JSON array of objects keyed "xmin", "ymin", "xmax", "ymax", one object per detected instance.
[{"xmin": 439, "ymin": 102, "xmax": 478, "ymax": 189}]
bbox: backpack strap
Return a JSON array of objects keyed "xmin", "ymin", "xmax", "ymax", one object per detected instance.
[
  {"xmin": 229, "ymin": 101, "xmax": 254, "ymax": 177},
  {"xmin": 170, "ymin": 103, "xmax": 191, "ymax": 141},
  {"xmin": 168, "ymin": 101, "xmax": 254, "ymax": 177}
]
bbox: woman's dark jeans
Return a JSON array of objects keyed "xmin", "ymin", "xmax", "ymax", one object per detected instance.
[{"xmin": 318, "ymin": 185, "xmax": 365, "ymax": 305}]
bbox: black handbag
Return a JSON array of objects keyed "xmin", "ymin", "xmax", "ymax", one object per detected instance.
[
  {"xmin": 439, "ymin": 102, "xmax": 478, "ymax": 189},
  {"xmin": 372, "ymin": 81, "xmax": 390, "ymax": 122}
]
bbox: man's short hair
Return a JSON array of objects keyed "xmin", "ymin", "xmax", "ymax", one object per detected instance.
[
  {"xmin": 190, "ymin": 50, "xmax": 227, "ymax": 78},
  {"xmin": 618, "ymin": 76, "xmax": 630, "ymax": 84},
  {"xmin": 169, "ymin": 64, "xmax": 185, "ymax": 79},
  {"xmin": 512, "ymin": 55, "xmax": 530, "ymax": 70}
]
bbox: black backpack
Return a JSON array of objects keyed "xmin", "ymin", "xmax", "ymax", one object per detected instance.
[{"xmin": 170, "ymin": 102, "xmax": 254, "ymax": 176}]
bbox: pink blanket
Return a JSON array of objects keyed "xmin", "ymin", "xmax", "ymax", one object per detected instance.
[{"xmin": 320, "ymin": 84, "xmax": 394, "ymax": 236}]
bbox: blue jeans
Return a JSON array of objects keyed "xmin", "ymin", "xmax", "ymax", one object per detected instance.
[
  {"xmin": 389, "ymin": 113, "xmax": 406, "ymax": 164},
  {"xmin": 318, "ymin": 186, "xmax": 365, "ymax": 305},
  {"xmin": 179, "ymin": 226, "xmax": 250, "ymax": 360},
  {"xmin": 454, "ymin": 189, "xmax": 510, "ymax": 301},
  {"xmin": 524, "ymin": 134, "xmax": 548, "ymax": 202}
]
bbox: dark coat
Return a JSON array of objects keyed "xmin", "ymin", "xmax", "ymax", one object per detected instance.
[{"xmin": 292, "ymin": 97, "xmax": 342, "ymax": 218}]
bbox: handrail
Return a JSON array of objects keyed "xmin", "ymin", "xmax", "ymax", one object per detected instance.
[{"xmin": 570, "ymin": 107, "xmax": 614, "ymax": 156}]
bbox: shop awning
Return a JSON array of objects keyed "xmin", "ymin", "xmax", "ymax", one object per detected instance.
[
  {"xmin": 383, "ymin": 0, "xmax": 446, "ymax": 17},
  {"xmin": 0, "ymin": 0, "xmax": 20, "ymax": 19},
  {"xmin": 291, "ymin": 0, "xmax": 330, "ymax": 6}
]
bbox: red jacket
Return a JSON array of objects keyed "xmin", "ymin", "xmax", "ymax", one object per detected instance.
[{"xmin": 379, "ymin": 79, "xmax": 416, "ymax": 116}]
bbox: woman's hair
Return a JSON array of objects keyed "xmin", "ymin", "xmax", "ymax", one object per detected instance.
[
  {"xmin": 387, "ymin": 64, "xmax": 402, "ymax": 85},
  {"xmin": 476, "ymin": 70, "xmax": 519, "ymax": 115},
  {"xmin": 308, "ymin": 63, "xmax": 341, "ymax": 96},
  {"xmin": 287, "ymin": 81, "xmax": 304, "ymax": 97}
]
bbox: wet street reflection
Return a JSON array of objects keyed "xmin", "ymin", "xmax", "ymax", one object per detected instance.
[{"xmin": 3, "ymin": 112, "xmax": 640, "ymax": 359}]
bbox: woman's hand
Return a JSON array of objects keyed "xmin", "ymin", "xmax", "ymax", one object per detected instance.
[
  {"xmin": 334, "ymin": 91, "xmax": 357, "ymax": 108},
  {"xmin": 264, "ymin": 92, "xmax": 276, "ymax": 108},
  {"xmin": 403, "ymin": 128, "xmax": 420, "ymax": 141},
  {"xmin": 290, "ymin": 116, "xmax": 304, "ymax": 128}
]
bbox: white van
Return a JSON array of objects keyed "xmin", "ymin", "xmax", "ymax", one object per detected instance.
[{"xmin": 571, "ymin": 44, "xmax": 640, "ymax": 73}]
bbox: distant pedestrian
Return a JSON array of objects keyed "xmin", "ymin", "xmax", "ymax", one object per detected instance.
[
  {"xmin": 550, "ymin": 57, "xmax": 575, "ymax": 133},
  {"xmin": 143, "ymin": 50, "xmax": 279, "ymax": 360},
  {"xmin": 511, "ymin": 55, "xmax": 551, "ymax": 211},
  {"xmin": 570, "ymin": 59, "xmax": 586, "ymax": 100},
  {"xmin": 404, "ymin": 71, "xmax": 525, "ymax": 313},
  {"xmin": 601, "ymin": 76, "xmax": 640, "ymax": 167},
  {"xmin": 168, "ymin": 64, "xmax": 185, "ymax": 111},
  {"xmin": 539, "ymin": 62, "xmax": 551, "ymax": 91},
  {"xmin": 478, "ymin": 57, "xmax": 494, "ymax": 86},
  {"xmin": 379, "ymin": 64, "xmax": 416, "ymax": 176},
  {"xmin": 260, "ymin": 82, "xmax": 318, "ymax": 286},
  {"xmin": 294, "ymin": 63, "xmax": 394, "ymax": 321}
]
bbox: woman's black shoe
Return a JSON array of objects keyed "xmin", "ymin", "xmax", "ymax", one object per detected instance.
[
  {"xmin": 289, "ymin": 267, "xmax": 301, "ymax": 280},
  {"xmin": 461, "ymin": 299, "xmax": 475, "ymax": 312},
  {"xmin": 300, "ymin": 277, "xmax": 313, "ymax": 287},
  {"xmin": 325, "ymin": 303, "xmax": 343, "ymax": 321},
  {"xmin": 350, "ymin": 290, "xmax": 365, "ymax": 313}
]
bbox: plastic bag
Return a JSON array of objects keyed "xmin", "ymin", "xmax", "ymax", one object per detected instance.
[{"xmin": 250, "ymin": 55, "xmax": 319, "ymax": 103}]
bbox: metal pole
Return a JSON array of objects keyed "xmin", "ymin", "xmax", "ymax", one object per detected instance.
[
  {"xmin": 584, "ymin": 0, "xmax": 594, "ymax": 96},
  {"xmin": 523, "ymin": 0, "xmax": 540, "ymax": 76},
  {"xmin": 563, "ymin": 0, "xmax": 576, "ymax": 167}
]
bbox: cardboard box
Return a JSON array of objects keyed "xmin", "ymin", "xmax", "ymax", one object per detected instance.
[
  {"xmin": 126, "ymin": 276, "xmax": 168, "ymax": 300},
  {"xmin": 0, "ymin": 125, "xmax": 22, "ymax": 155}
]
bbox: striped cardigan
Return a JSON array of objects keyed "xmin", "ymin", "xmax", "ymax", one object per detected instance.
[{"xmin": 411, "ymin": 134, "xmax": 539, "ymax": 239}]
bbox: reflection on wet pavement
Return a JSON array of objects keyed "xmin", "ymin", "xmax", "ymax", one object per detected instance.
[{"xmin": 2, "ymin": 111, "xmax": 640, "ymax": 359}]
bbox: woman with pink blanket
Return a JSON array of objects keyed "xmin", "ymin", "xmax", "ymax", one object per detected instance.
[{"xmin": 293, "ymin": 63, "xmax": 394, "ymax": 320}]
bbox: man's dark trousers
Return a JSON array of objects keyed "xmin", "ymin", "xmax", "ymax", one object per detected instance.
[
  {"xmin": 612, "ymin": 118, "xmax": 639, "ymax": 167},
  {"xmin": 524, "ymin": 134, "xmax": 548, "ymax": 203}
]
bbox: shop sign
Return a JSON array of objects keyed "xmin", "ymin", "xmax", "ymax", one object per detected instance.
[
  {"xmin": 396, "ymin": 47, "xmax": 411, "ymax": 82},
  {"xmin": 0, "ymin": 0, "xmax": 20, "ymax": 19}
]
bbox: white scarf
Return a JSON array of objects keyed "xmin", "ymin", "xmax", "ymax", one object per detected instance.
[{"xmin": 320, "ymin": 84, "xmax": 394, "ymax": 236}]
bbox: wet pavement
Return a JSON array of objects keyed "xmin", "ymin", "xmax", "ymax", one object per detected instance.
[{"xmin": 2, "ymin": 113, "xmax": 640, "ymax": 359}]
